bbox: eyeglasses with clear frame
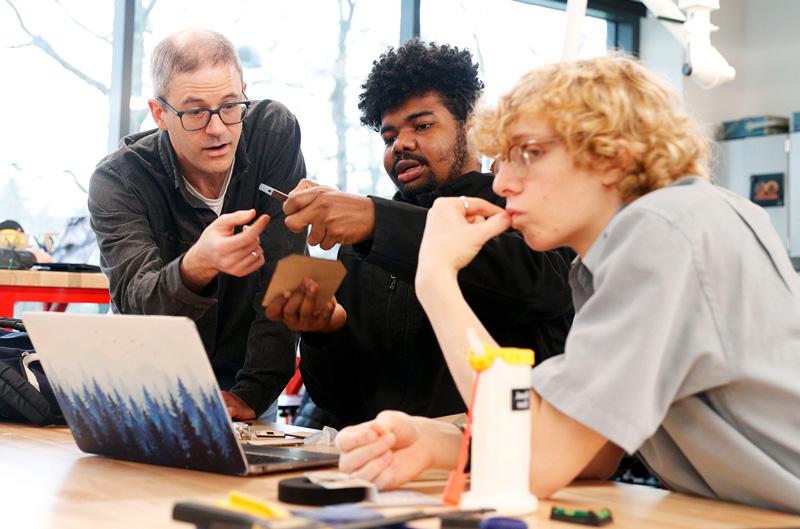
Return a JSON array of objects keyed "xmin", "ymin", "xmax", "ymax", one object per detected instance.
[
  {"xmin": 156, "ymin": 96, "xmax": 252, "ymax": 131},
  {"xmin": 495, "ymin": 136, "xmax": 563, "ymax": 177}
]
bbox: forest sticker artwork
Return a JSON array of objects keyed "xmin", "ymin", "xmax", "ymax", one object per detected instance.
[
  {"xmin": 27, "ymin": 314, "xmax": 247, "ymax": 475},
  {"xmin": 51, "ymin": 372, "xmax": 242, "ymax": 473}
]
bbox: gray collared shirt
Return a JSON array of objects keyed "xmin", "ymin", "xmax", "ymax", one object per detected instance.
[{"xmin": 531, "ymin": 177, "xmax": 800, "ymax": 513}]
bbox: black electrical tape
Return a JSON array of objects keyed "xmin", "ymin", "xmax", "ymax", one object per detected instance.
[
  {"xmin": 278, "ymin": 477, "xmax": 369, "ymax": 506},
  {"xmin": 173, "ymin": 501, "xmax": 262, "ymax": 528},
  {"xmin": 440, "ymin": 513, "xmax": 484, "ymax": 529}
]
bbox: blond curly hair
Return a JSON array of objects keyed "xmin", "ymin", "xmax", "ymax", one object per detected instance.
[{"xmin": 472, "ymin": 55, "xmax": 710, "ymax": 203}]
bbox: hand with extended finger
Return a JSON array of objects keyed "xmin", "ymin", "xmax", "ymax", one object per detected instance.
[
  {"xmin": 181, "ymin": 209, "xmax": 270, "ymax": 292},
  {"xmin": 336, "ymin": 411, "xmax": 436, "ymax": 490},
  {"xmin": 418, "ymin": 196, "xmax": 511, "ymax": 278},
  {"xmin": 264, "ymin": 277, "xmax": 347, "ymax": 332},
  {"xmin": 283, "ymin": 181, "xmax": 376, "ymax": 250}
]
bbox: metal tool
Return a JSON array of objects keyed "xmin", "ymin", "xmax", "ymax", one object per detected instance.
[{"xmin": 259, "ymin": 184, "xmax": 289, "ymax": 202}]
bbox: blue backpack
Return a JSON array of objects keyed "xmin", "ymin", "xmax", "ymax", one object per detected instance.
[{"xmin": 0, "ymin": 320, "xmax": 64, "ymax": 425}]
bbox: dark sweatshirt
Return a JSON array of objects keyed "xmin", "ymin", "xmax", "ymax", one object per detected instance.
[
  {"xmin": 88, "ymin": 99, "xmax": 306, "ymax": 414},
  {"xmin": 300, "ymin": 172, "xmax": 575, "ymax": 427}
]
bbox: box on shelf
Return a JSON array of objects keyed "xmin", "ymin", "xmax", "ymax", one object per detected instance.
[
  {"xmin": 793, "ymin": 112, "xmax": 800, "ymax": 133},
  {"xmin": 720, "ymin": 115, "xmax": 789, "ymax": 140}
]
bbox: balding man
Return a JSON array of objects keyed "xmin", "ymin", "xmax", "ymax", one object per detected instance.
[{"xmin": 88, "ymin": 30, "xmax": 306, "ymax": 420}]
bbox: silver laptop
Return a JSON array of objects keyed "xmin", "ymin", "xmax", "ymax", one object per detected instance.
[{"xmin": 23, "ymin": 312, "xmax": 339, "ymax": 476}]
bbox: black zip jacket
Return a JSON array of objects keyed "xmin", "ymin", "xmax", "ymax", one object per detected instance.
[
  {"xmin": 300, "ymin": 172, "xmax": 575, "ymax": 427},
  {"xmin": 88, "ymin": 100, "xmax": 306, "ymax": 415}
]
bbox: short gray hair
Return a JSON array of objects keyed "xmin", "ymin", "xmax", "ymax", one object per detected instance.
[{"xmin": 151, "ymin": 29, "xmax": 243, "ymax": 98}]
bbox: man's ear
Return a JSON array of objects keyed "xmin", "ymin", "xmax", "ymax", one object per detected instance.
[
  {"xmin": 148, "ymin": 98, "xmax": 168, "ymax": 131},
  {"xmin": 601, "ymin": 141, "xmax": 634, "ymax": 187}
]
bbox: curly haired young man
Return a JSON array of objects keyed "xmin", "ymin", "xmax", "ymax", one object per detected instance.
[{"xmin": 337, "ymin": 56, "xmax": 800, "ymax": 514}]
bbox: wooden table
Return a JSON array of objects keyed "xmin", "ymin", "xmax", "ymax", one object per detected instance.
[
  {"xmin": 1, "ymin": 423, "xmax": 799, "ymax": 529},
  {"xmin": 0, "ymin": 269, "xmax": 110, "ymax": 317}
]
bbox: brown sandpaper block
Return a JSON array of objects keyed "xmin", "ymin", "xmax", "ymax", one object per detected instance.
[{"xmin": 261, "ymin": 255, "xmax": 346, "ymax": 310}]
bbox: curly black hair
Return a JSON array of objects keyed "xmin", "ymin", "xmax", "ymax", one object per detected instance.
[{"xmin": 358, "ymin": 40, "xmax": 484, "ymax": 131}]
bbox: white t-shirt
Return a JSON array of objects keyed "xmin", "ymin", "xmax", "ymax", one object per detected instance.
[
  {"xmin": 531, "ymin": 177, "xmax": 800, "ymax": 513},
  {"xmin": 182, "ymin": 162, "xmax": 235, "ymax": 216}
]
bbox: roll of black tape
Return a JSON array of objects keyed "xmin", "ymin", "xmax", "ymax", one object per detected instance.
[{"xmin": 277, "ymin": 477, "xmax": 369, "ymax": 506}]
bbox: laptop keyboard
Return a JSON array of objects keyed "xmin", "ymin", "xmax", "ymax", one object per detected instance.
[
  {"xmin": 245, "ymin": 453, "xmax": 299, "ymax": 465},
  {"xmin": 243, "ymin": 445, "xmax": 339, "ymax": 465}
]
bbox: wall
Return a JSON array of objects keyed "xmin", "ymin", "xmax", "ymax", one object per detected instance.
[
  {"xmin": 640, "ymin": 0, "xmax": 800, "ymax": 131},
  {"xmin": 737, "ymin": 0, "xmax": 800, "ymax": 118}
]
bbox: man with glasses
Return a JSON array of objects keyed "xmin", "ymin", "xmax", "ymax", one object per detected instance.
[
  {"xmin": 88, "ymin": 29, "xmax": 305, "ymax": 420},
  {"xmin": 266, "ymin": 41, "xmax": 574, "ymax": 427}
]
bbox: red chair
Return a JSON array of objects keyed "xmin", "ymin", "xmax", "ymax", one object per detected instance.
[{"xmin": 277, "ymin": 356, "xmax": 303, "ymax": 423}]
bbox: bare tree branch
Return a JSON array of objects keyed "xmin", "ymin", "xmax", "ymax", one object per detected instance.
[
  {"xmin": 248, "ymin": 78, "xmax": 306, "ymax": 91},
  {"xmin": 456, "ymin": 0, "xmax": 486, "ymax": 81},
  {"xmin": 63, "ymin": 170, "xmax": 88, "ymax": 195},
  {"xmin": 472, "ymin": 32, "xmax": 485, "ymax": 81},
  {"xmin": 331, "ymin": 0, "xmax": 356, "ymax": 190},
  {"xmin": 338, "ymin": 0, "xmax": 356, "ymax": 25},
  {"xmin": 33, "ymin": 36, "xmax": 109, "ymax": 94},
  {"xmin": 53, "ymin": 0, "xmax": 111, "ymax": 44},
  {"xmin": 143, "ymin": 0, "xmax": 158, "ymax": 20},
  {"xmin": 5, "ymin": 0, "xmax": 32, "ymax": 34},
  {"xmin": 5, "ymin": 0, "xmax": 109, "ymax": 95}
]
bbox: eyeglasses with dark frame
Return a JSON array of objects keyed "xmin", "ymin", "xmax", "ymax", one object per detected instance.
[
  {"xmin": 496, "ymin": 136, "xmax": 563, "ymax": 176},
  {"xmin": 156, "ymin": 96, "xmax": 252, "ymax": 131}
]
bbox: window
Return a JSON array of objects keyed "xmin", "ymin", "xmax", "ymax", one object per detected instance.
[
  {"xmin": 0, "ymin": 0, "xmax": 114, "ymax": 237},
  {"xmin": 421, "ymin": 0, "xmax": 609, "ymax": 102},
  {"xmin": 2, "ymin": 0, "xmax": 636, "ymax": 252},
  {"xmin": 131, "ymin": 1, "xmax": 401, "ymax": 198}
]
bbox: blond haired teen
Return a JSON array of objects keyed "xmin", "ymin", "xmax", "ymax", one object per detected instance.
[{"xmin": 334, "ymin": 56, "xmax": 800, "ymax": 514}]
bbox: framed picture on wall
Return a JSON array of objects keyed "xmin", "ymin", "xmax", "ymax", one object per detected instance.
[{"xmin": 750, "ymin": 173, "xmax": 784, "ymax": 207}]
